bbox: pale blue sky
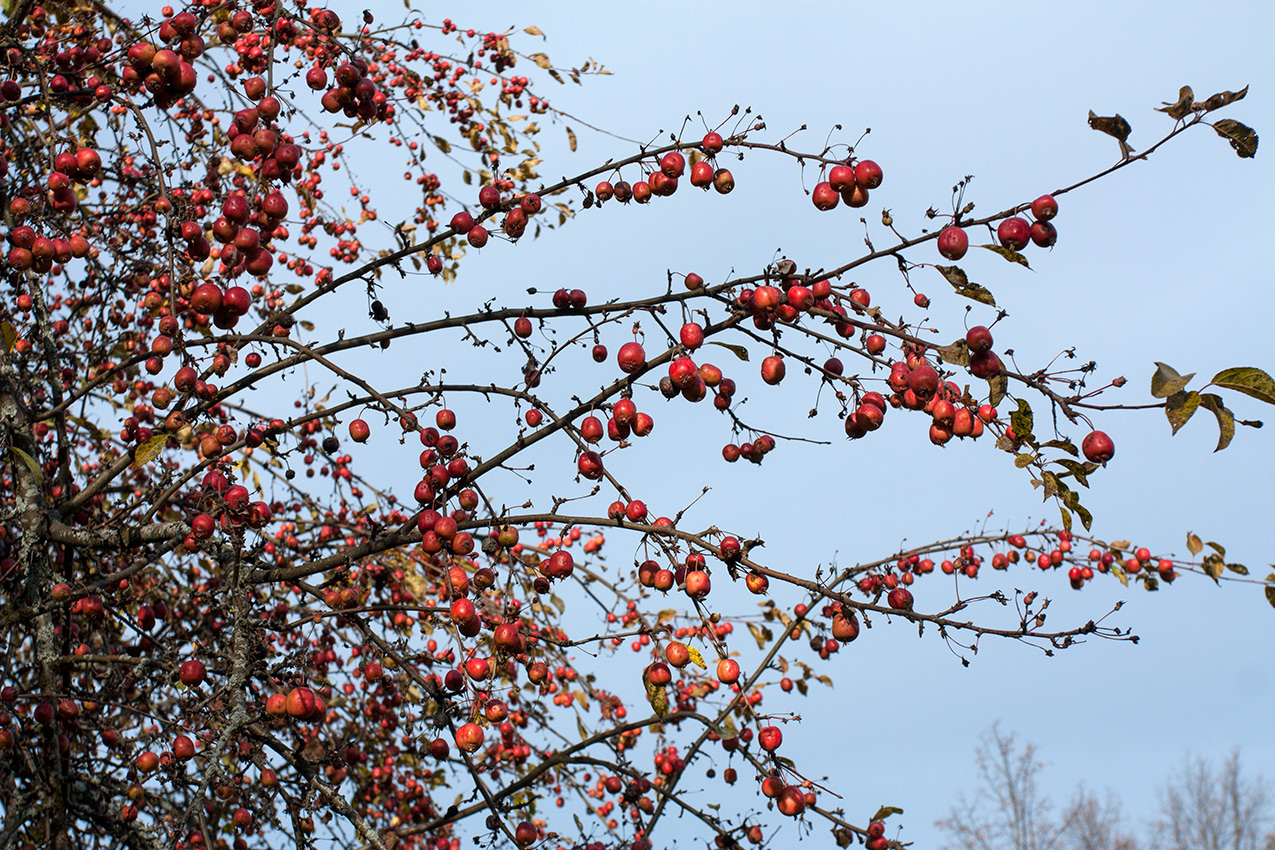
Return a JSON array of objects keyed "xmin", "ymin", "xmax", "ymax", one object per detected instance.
[
  {"xmin": 119, "ymin": 0, "xmax": 1274, "ymax": 845},
  {"xmin": 359, "ymin": 4, "xmax": 1273, "ymax": 846},
  {"xmin": 299, "ymin": 0, "xmax": 1275, "ymax": 845}
]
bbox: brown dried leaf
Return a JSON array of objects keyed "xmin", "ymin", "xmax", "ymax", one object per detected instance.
[
  {"xmin": 1212, "ymin": 119, "xmax": 1259, "ymax": 158},
  {"xmin": 935, "ymin": 264, "xmax": 996, "ymax": 306},
  {"xmin": 1194, "ymin": 85, "xmax": 1248, "ymax": 112},
  {"xmin": 936, "ymin": 340, "xmax": 970, "ymax": 367},
  {"xmin": 1088, "ymin": 110, "xmax": 1135, "ymax": 157},
  {"xmin": 1156, "ymin": 86, "xmax": 1195, "ymax": 120}
]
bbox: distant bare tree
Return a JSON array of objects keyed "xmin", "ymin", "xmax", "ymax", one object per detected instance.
[
  {"xmin": 1153, "ymin": 751, "xmax": 1271, "ymax": 850},
  {"xmin": 938, "ymin": 724, "xmax": 1137, "ymax": 850},
  {"xmin": 1061, "ymin": 786, "xmax": 1139, "ymax": 850}
]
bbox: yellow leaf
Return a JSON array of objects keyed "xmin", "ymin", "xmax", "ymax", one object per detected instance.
[
  {"xmin": 132, "ymin": 433, "xmax": 167, "ymax": 468},
  {"xmin": 566, "ymin": 126, "xmax": 577, "ymax": 152},
  {"xmin": 523, "ymin": 25, "xmax": 544, "ymax": 37},
  {"xmin": 529, "ymin": 52, "xmax": 552, "ymax": 70},
  {"xmin": 1, "ymin": 321, "xmax": 16, "ymax": 353},
  {"xmin": 686, "ymin": 646, "xmax": 707, "ymax": 670}
]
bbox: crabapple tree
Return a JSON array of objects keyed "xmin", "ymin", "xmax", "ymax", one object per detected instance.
[{"xmin": 0, "ymin": 3, "xmax": 1269, "ymax": 850}]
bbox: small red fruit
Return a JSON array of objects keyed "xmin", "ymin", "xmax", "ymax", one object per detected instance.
[
  {"xmin": 665, "ymin": 642, "xmax": 691, "ymax": 667},
  {"xmin": 1082, "ymin": 430, "xmax": 1115, "ymax": 464},
  {"xmin": 348, "ymin": 419, "xmax": 371, "ymax": 442},
  {"xmin": 179, "ymin": 659, "xmax": 206, "ymax": 685},
  {"xmin": 646, "ymin": 662, "xmax": 672, "ymax": 687},
  {"xmin": 777, "ymin": 785, "xmax": 806, "ymax": 817},
  {"xmin": 1031, "ymin": 194, "xmax": 1058, "ymax": 221},
  {"xmin": 286, "ymin": 686, "xmax": 316, "ymax": 718},
  {"xmin": 938, "ymin": 226, "xmax": 968, "ymax": 261},
  {"xmin": 617, "ymin": 342, "xmax": 646, "ymax": 374},
  {"xmin": 811, "ymin": 181, "xmax": 840, "ymax": 211},
  {"xmin": 854, "ymin": 159, "xmax": 883, "ymax": 189},
  {"xmin": 965, "ymin": 326, "xmax": 993, "ymax": 353},
  {"xmin": 660, "ymin": 151, "xmax": 685, "ymax": 178},
  {"xmin": 828, "ymin": 164, "xmax": 855, "ymax": 192},
  {"xmin": 684, "ymin": 570, "xmax": 711, "ymax": 599},
  {"xmin": 577, "ymin": 451, "xmax": 604, "ymax": 480},
  {"xmin": 455, "ymin": 722, "xmax": 485, "ymax": 752},
  {"xmin": 760, "ymin": 356, "xmax": 786, "ymax": 385},
  {"xmin": 1030, "ymin": 220, "xmax": 1058, "ymax": 248},
  {"xmin": 997, "ymin": 217, "xmax": 1031, "ymax": 251}
]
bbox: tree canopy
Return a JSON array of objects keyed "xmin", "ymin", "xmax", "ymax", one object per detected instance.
[{"xmin": 0, "ymin": 3, "xmax": 1269, "ymax": 850}]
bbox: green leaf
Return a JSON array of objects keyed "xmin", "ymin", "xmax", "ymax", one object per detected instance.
[
  {"xmin": 1041, "ymin": 470, "xmax": 1061, "ymax": 499},
  {"xmin": 1212, "ymin": 119, "xmax": 1259, "ymax": 158},
  {"xmin": 9, "ymin": 446, "xmax": 44, "ymax": 484},
  {"xmin": 1186, "ymin": 533, "xmax": 1203, "ymax": 556},
  {"xmin": 1112, "ymin": 561, "xmax": 1129, "ymax": 587},
  {"xmin": 1073, "ymin": 500, "xmax": 1093, "ymax": 531},
  {"xmin": 1039, "ymin": 438, "xmax": 1079, "ymax": 457},
  {"xmin": 988, "ymin": 372, "xmax": 1008, "ymax": 407},
  {"xmin": 1151, "ymin": 362, "xmax": 1195, "ymax": 398},
  {"xmin": 1165, "ymin": 390, "xmax": 1201, "ymax": 435},
  {"xmin": 707, "ymin": 340, "xmax": 750, "ymax": 361},
  {"xmin": 978, "ymin": 244, "xmax": 1031, "ymax": 269},
  {"xmin": 1200, "ymin": 393, "xmax": 1236, "ymax": 451},
  {"xmin": 871, "ymin": 806, "xmax": 904, "ymax": 822},
  {"xmin": 1054, "ymin": 458, "xmax": 1097, "ymax": 488},
  {"xmin": 935, "ymin": 265, "xmax": 996, "ymax": 306},
  {"xmin": 1210, "ymin": 366, "xmax": 1275, "ymax": 405},
  {"xmin": 1061, "ymin": 489, "xmax": 1092, "ymax": 531},
  {"xmin": 641, "ymin": 669, "xmax": 669, "ymax": 717},
  {"xmin": 1010, "ymin": 399, "xmax": 1034, "ymax": 442}
]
